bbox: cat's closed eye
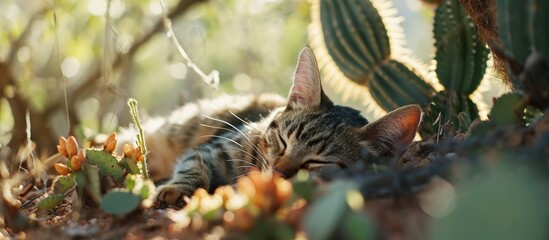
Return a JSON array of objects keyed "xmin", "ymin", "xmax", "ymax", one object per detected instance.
[
  {"xmin": 276, "ymin": 134, "xmax": 287, "ymax": 154},
  {"xmin": 300, "ymin": 158, "xmax": 329, "ymax": 169}
]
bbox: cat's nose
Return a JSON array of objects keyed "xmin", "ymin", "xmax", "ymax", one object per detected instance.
[
  {"xmin": 273, "ymin": 156, "xmax": 299, "ymax": 178},
  {"xmin": 273, "ymin": 169, "xmax": 288, "ymax": 178}
]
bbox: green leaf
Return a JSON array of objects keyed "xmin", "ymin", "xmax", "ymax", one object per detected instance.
[
  {"xmin": 304, "ymin": 181, "xmax": 354, "ymax": 240},
  {"xmin": 37, "ymin": 194, "xmax": 64, "ymax": 211},
  {"xmin": 84, "ymin": 164, "xmax": 102, "ymax": 204},
  {"xmin": 124, "ymin": 174, "xmax": 137, "ymax": 191},
  {"xmin": 489, "ymin": 93, "xmax": 526, "ymax": 125},
  {"xmin": 469, "ymin": 121, "xmax": 492, "ymax": 137},
  {"xmin": 120, "ymin": 157, "xmax": 140, "ymax": 175},
  {"xmin": 343, "ymin": 212, "xmax": 374, "ymax": 240},
  {"xmin": 124, "ymin": 174, "xmax": 155, "ymax": 199},
  {"xmin": 101, "ymin": 190, "xmax": 141, "ymax": 218},
  {"xmin": 53, "ymin": 175, "xmax": 75, "ymax": 194},
  {"xmin": 86, "ymin": 149, "xmax": 124, "ymax": 183},
  {"xmin": 430, "ymin": 167, "xmax": 547, "ymax": 240},
  {"xmin": 75, "ymin": 171, "xmax": 87, "ymax": 196},
  {"xmin": 136, "ymin": 179, "xmax": 155, "ymax": 200},
  {"xmin": 291, "ymin": 170, "xmax": 315, "ymax": 201}
]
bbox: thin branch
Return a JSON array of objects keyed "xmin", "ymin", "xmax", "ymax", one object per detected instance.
[
  {"xmin": 43, "ymin": 0, "xmax": 207, "ymax": 117},
  {"xmin": 159, "ymin": 0, "xmax": 219, "ymax": 89}
]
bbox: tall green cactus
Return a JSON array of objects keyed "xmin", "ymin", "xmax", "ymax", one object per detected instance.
[
  {"xmin": 431, "ymin": 0, "xmax": 490, "ymax": 128},
  {"xmin": 496, "ymin": 0, "xmax": 549, "ymax": 110},
  {"xmin": 312, "ymin": 0, "xmax": 489, "ymax": 136},
  {"xmin": 319, "ymin": 0, "xmax": 434, "ymax": 110},
  {"xmin": 434, "ymin": 0, "xmax": 490, "ymax": 95}
]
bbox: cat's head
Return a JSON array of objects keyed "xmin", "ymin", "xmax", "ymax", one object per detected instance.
[{"xmin": 260, "ymin": 47, "xmax": 422, "ymax": 178}]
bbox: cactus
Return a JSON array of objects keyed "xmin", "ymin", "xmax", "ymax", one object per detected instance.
[
  {"xmin": 317, "ymin": 0, "xmax": 435, "ymax": 111},
  {"xmin": 311, "ymin": 0, "xmax": 489, "ymax": 137},
  {"xmin": 494, "ymin": 0, "xmax": 549, "ymax": 110},
  {"xmin": 38, "ymin": 133, "xmax": 154, "ymax": 216},
  {"xmin": 434, "ymin": 0, "xmax": 490, "ymax": 95}
]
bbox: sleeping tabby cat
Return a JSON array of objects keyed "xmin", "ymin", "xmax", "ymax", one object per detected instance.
[{"xmin": 147, "ymin": 47, "xmax": 421, "ymax": 207}]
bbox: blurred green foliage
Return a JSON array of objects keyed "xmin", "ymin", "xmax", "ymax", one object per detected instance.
[
  {"xmin": 0, "ymin": 0, "xmax": 310, "ymax": 147},
  {"xmin": 430, "ymin": 166, "xmax": 547, "ymax": 240}
]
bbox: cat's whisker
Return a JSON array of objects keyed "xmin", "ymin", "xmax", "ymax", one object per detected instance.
[
  {"xmin": 198, "ymin": 135, "xmax": 244, "ymax": 149},
  {"xmin": 198, "ymin": 127, "xmax": 269, "ymax": 168},
  {"xmin": 232, "ymin": 170, "xmax": 261, "ymax": 180},
  {"xmin": 201, "ymin": 114, "xmax": 270, "ymax": 167},
  {"xmin": 234, "ymin": 165, "xmax": 256, "ymax": 169},
  {"xmin": 226, "ymin": 159, "xmax": 258, "ymax": 168},
  {"xmin": 200, "ymin": 124, "xmax": 236, "ymax": 134},
  {"xmin": 228, "ymin": 110, "xmax": 265, "ymax": 133},
  {"xmin": 223, "ymin": 148, "xmax": 264, "ymax": 169}
]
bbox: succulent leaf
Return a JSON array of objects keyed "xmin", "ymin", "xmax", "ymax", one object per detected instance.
[
  {"xmin": 490, "ymin": 93, "xmax": 526, "ymax": 125},
  {"xmin": 120, "ymin": 157, "xmax": 140, "ymax": 175},
  {"xmin": 37, "ymin": 194, "xmax": 64, "ymax": 211},
  {"xmin": 304, "ymin": 181, "xmax": 354, "ymax": 240},
  {"xmin": 101, "ymin": 190, "xmax": 141, "ymax": 218},
  {"xmin": 86, "ymin": 149, "xmax": 124, "ymax": 183},
  {"xmin": 53, "ymin": 175, "xmax": 75, "ymax": 195},
  {"xmin": 84, "ymin": 164, "xmax": 102, "ymax": 204},
  {"xmin": 75, "ymin": 171, "xmax": 86, "ymax": 196}
]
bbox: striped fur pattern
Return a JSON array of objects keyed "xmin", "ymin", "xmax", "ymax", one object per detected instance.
[{"xmin": 155, "ymin": 48, "xmax": 422, "ymax": 207}]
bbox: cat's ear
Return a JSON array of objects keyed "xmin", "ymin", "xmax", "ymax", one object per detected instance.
[
  {"xmin": 359, "ymin": 105, "xmax": 422, "ymax": 158},
  {"xmin": 287, "ymin": 47, "xmax": 332, "ymax": 110}
]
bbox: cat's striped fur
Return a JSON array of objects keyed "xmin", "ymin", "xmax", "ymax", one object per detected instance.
[
  {"xmin": 117, "ymin": 94, "xmax": 286, "ymax": 182},
  {"xmin": 150, "ymin": 48, "xmax": 422, "ymax": 207}
]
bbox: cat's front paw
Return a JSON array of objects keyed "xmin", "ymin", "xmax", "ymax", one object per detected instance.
[{"xmin": 155, "ymin": 184, "xmax": 193, "ymax": 208}]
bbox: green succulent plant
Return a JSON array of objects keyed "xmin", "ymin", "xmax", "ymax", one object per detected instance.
[{"xmin": 310, "ymin": 0, "xmax": 490, "ymax": 137}]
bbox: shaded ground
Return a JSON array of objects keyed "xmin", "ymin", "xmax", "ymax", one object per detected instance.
[{"xmin": 4, "ymin": 113, "xmax": 549, "ymax": 239}]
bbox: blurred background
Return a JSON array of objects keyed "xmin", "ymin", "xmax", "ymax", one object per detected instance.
[{"xmin": 0, "ymin": 0, "xmax": 505, "ymax": 155}]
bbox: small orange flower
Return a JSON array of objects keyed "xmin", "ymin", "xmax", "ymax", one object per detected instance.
[
  {"xmin": 66, "ymin": 136, "xmax": 79, "ymax": 157},
  {"xmin": 78, "ymin": 149, "xmax": 86, "ymax": 162},
  {"xmin": 193, "ymin": 188, "xmax": 209, "ymax": 199},
  {"xmin": 70, "ymin": 155, "xmax": 82, "ymax": 171},
  {"xmin": 103, "ymin": 132, "xmax": 117, "ymax": 153},
  {"xmin": 133, "ymin": 146, "xmax": 142, "ymax": 160},
  {"xmin": 215, "ymin": 186, "xmax": 235, "ymax": 203},
  {"xmin": 123, "ymin": 144, "xmax": 134, "ymax": 158},
  {"xmin": 54, "ymin": 163, "xmax": 70, "ymax": 175},
  {"xmin": 274, "ymin": 176, "xmax": 292, "ymax": 204},
  {"xmin": 57, "ymin": 136, "xmax": 68, "ymax": 157}
]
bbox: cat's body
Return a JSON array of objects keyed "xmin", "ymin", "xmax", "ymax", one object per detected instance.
[
  {"xmin": 117, "ymin": 94, "xmax": 286, "ymax": 182},
  {"xmin": 135, "ymin": 48, "xmax": 422, "ymax": 207}
]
